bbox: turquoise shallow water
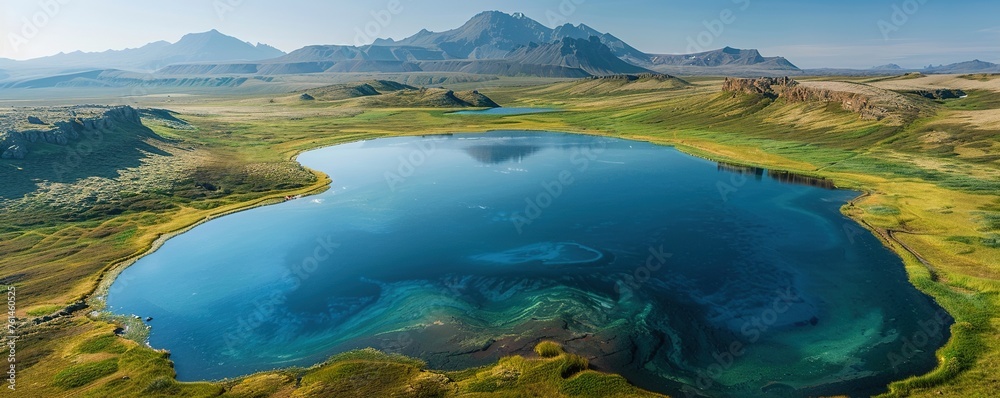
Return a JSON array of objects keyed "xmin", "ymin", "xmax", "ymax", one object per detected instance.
[
  {"xmin": 450, "ymin": 107, "xmax": 557, "ymax": 115},
  {"xmin": 106, "ymin": 132, "xmax": 949, "ymax": 397}
]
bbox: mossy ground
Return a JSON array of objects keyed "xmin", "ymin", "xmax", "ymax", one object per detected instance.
[{"xmin": 2, "ymin": 74, "xmax": 999, "ymax": 397}]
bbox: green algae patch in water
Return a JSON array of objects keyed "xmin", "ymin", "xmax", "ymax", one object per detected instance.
[{"xmin": 107, "ymin": 131, "xmax": 949, "ymax": 397}]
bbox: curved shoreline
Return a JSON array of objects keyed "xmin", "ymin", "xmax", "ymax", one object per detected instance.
[
  {"xmin": 49, "ymin": 127, "xmax": 956, "ymax": 395},
  {"xmin": 90, "ymin": 178, "xmax": 335, "ymax": 306},
  {"xmin": 28, "ymin": 158, "xmax": 333, "ymax": 326}
]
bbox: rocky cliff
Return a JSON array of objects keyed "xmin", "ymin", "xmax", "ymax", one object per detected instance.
[
  {"xmin": 781, "ymin": 85, "xmax": 890, "ymax": 121},
  {"xmin": 0, "ymin": 106, "xmax": 142, "ymax": 159},
  {"xmin": 722, "ymin": 77, "xmax": 916, "ymax": 122},
  {"xmin": 721, "ymin": 76, "xmax": 798, "ymax": 99}
]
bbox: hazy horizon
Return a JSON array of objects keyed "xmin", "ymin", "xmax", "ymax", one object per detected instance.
[{"xmin": 2, "ymin": 0, "xmax": 999, "ymax": 69}]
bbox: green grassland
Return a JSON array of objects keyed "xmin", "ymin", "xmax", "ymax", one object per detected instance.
[{"xmin": 2, "ymin": 74, "xmax": 999, "ymax": 397}]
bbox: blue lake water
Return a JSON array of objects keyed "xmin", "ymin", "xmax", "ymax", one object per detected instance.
[
  {"xmin": 106, "ymin": 131, "xmax": 948, "ymax": 397},
  {"xmin": 450, "ymin": 107, "xmax": 557, "ymax": 115}
]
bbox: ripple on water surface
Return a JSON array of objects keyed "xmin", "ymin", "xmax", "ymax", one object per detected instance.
[{"xmin": 107, "ymin": 131, "xmax": 949, "ymax": 397}]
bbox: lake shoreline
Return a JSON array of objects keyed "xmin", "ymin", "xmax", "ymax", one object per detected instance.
[{"xmin": 82, "ymin": 128, "xmax": 955, "ymax": 396}]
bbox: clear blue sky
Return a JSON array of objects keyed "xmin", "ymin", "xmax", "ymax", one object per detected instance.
[{"xmin": 2, "ymin": 0, "xmax": 998, "ymax": 68}]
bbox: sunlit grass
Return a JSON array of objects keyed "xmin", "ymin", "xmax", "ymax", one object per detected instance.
[{"xmin": 4, "ymin": 75, "xmax": 999, "ymax": 397}]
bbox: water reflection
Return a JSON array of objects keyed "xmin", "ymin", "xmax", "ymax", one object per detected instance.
[
  {"xmin": 718, "ymin": 162, "xmax": 835, "ymax": 189},
  {"xmin": 107, "ymin": 132, "xmax": 945, "ymax": 397},
  {"xmin": 464, "ymin": 144, "xmax": 542, "ymax": 165},
  {"xmin": 768, "ymin": 170, "xmax": 836, "ymax": 189},
  {"xmin": 717, "ymin": 163, "xmax": 765, "ymax": 180}
]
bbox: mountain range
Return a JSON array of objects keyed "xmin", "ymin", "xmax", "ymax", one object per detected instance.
[
  {"xmin": 4, "ymin": 30, "xmax": 283, "ymax": 72},
  {"xmin": 923, "ymin": 60, "xmax": 1000, "ymax": 74},
  {"xmin": 0, "ymin": 10, "xmax": 996, "ymax": 88}
]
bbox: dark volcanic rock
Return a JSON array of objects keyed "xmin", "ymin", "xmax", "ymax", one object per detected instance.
[
  {"xmin": 299, "ymin": 93, "xmax": 315, "ymax": 101},
  {"xmin": 27, "ymin": 116, "xmax": 45, "ymax": 125}
]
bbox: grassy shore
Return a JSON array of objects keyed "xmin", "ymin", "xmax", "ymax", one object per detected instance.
[{"xmin": 2, "ymin": 74, "xmax": 998, "ymax": 397}]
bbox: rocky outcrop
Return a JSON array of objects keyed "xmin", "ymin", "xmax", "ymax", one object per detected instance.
[
  {"xmin": 722, "ymin": 77, "xmax": 915, "ymax": 122},
  {"xmin": 30, "ymin": 300, "xmax": 88, "ymax": 325},
  {"xmin": 781, "ymin": 85, "xmax": 891, "ymax": 121},
  {"xmin": 722, "ymin": 77, "xmax": 798, "ymax": 99},
  {"xmin": 1, "ymin": 106, "xmax": 142, "ymax": 159},
  {"xmin": 909, "ymin": 89, "xmax": 967, "ymax": 100},
  {"xmin": 1, "ymin": 143, "xmax": 25, "ymax": 159}
]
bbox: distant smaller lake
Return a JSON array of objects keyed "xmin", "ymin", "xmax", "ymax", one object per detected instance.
[{"xmin": 451, "ymin": 107, "xmax": 557, "ymax": 116}]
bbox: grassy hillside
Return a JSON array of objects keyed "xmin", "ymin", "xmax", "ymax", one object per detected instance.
[
  {"xmin": 294, "ymin": 80, "xmax": 415, "ymax": 101},
  {"xmin": 3, "ymin": 74, "xmax": 999, "ymax": 397}
]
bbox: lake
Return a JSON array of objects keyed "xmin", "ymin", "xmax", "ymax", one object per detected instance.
[{"xmin": 106, "ymin": 131, "xmax": 948, "ymax": 397}]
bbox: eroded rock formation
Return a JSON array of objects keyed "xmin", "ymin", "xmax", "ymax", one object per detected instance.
[
  {"xmin": 722, "ymin": 77, "xmax": 915, "ymax": 122},
  {"xmin": 0, "ymin": 106, "xmax": 141, "ymax": 159},
  {"xmin": 909, "ymin": 89, "xmax": 967, "ymax": 100},
  {"xmin": 781, "ymin": 85, "xmax": 892, "ymax": 121},
  {"xmin": 722, "ymin": 76, "xmax": 797, "ymax": 98}
]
